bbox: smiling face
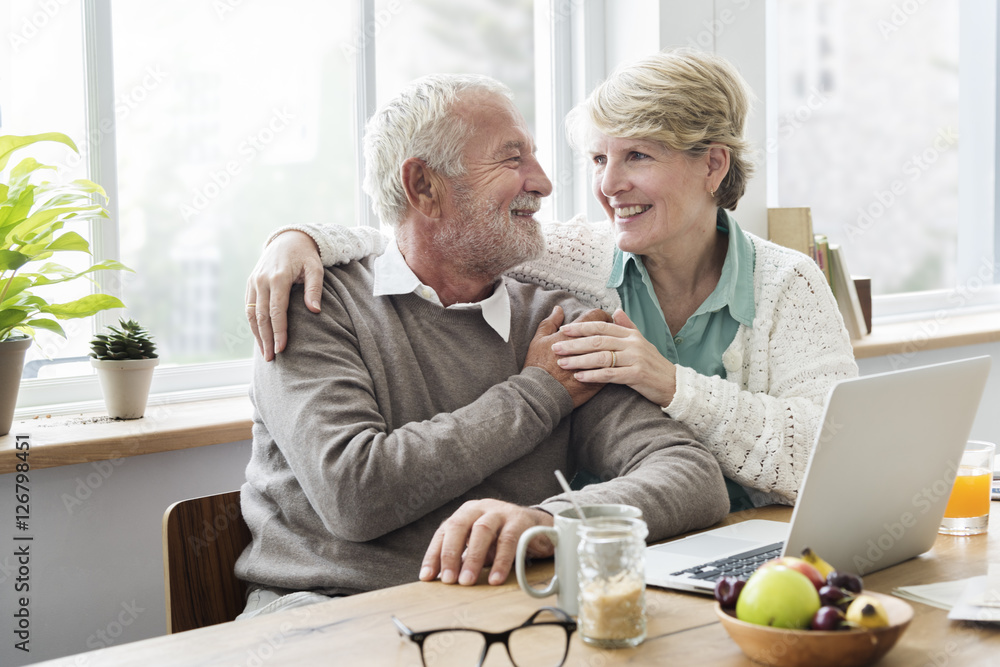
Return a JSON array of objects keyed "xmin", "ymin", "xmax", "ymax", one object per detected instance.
[
  {"xmin": 435, "ymin": 92, "xmax": 552, "ymax": 277},
  {"xmin": 589, "ymin": 134, "xmax": 719, "ymax": 259}
]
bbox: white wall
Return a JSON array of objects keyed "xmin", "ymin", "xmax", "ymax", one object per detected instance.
[
  {"xmin": 0, "ymin": 440, "xmax": 251, "ymax": 666},
  {"xmin": 857, "ymin": 341, "xmax": 1000, "ymax": 444}
]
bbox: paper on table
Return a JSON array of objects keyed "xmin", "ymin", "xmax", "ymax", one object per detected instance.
[
  {"xmin": 948, "ymin": 576, "xmax": 1000, "ymax": 622},
  {"xmin": 893, "ymin": 579, "xmax": 972, "ymax": 610},
  {"xmin": 963, "ymin": 562, "xmax": 1000, "ymax": 608}
]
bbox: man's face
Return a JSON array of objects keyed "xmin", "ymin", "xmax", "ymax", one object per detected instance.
[{"xmin": 434, "ymin": 92, "xmax": 553, "ymax": 278}]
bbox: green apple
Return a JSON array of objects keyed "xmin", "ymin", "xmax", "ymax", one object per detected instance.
[{"xmin": 735, "ymin": 565, "xmax": 821, "ymax": 629}]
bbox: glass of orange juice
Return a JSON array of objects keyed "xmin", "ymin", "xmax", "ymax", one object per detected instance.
[{"xmin": 940, "ymin": 440, "xmax": 995, "ymax": 536}]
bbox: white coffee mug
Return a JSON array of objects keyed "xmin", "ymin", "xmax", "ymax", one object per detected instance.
[{"xmin": 515, "ymin": 504, "xmax": 642, "ymax": 615}]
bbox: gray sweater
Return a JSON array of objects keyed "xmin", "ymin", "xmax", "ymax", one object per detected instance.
[{"xmin": 236, "ymin": 257, "xmax": 729, "ymax": 595}]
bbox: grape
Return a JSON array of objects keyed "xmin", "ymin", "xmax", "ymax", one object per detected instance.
[
  {"xmin": 826, "ymin": 570, "xmax": 863, "ymax": 594},
  {"xmin": 810, "ymin": 605, "xmax": 847, "ymax": 631},
  {"xmin": 714, "ymin": 576, "xmax": 745, "ymax": 607},
  {"xmin": 818, "ymin": 584, "xmax": 853, "ymax": 609}
]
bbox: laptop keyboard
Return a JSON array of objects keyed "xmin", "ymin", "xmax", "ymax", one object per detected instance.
[{"xmin": 670, "ymin": 541, "xmax": 784, "ymax": 582}]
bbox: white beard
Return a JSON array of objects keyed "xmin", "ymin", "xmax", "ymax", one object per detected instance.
[{"xmin": 433, "ymin": 188, "xmax": 545, "ymax": 280}]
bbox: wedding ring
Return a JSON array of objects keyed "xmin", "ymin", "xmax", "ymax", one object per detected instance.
[
  {"xmin": 610, "ymin": 350, "xmax": 617, "ymax": 368},
  {"xmin": 246, "ymin": 304, "xmax": 256, "ymax": 309}
]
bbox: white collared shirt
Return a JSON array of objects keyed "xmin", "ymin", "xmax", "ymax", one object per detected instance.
[{"xmin": 372, "ymin": 238, "xmax": 512, "ymax": 342}]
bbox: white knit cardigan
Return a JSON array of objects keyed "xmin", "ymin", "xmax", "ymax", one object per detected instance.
[{"xmin": 269, "ymin": 217, "xmax": 859, "ymax": 505}]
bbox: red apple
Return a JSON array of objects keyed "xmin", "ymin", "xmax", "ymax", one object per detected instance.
[{"xmin": 759, "ymin": 556, "xmax": 825, "ymax": 590}]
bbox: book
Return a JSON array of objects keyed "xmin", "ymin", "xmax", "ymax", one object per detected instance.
[
  {"xmin": 853, "ymin": 277, "xmax": 872, "ymax": 334},
  {"xmin": 767, "ymin": 207, "xmax": 815, "ymax": 257},
  {"xmin": 828, "ymin": 244, "xmax": 867, "ymax": 340},
  {"xmin": 813, "ymin": 234, "xmax": 833, "ymax": 292}
]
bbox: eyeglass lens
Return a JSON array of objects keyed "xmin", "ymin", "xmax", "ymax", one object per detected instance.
[
  {"xmin": 420, "ymin": 630, "xmax": 485, "ymax": 666},
  {"xmin": 507, "ymin": 624, "xmax": 569, "ymax": 667}
]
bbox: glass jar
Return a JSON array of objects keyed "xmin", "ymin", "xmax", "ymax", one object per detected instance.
[{"xmin": 576, "ymin": 516, "xmax": 648, "ymax": 648}]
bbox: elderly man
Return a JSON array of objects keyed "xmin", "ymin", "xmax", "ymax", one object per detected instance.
[{"xmin": 237, "ymin": 73, "xmax": 728, "ymax": 617}]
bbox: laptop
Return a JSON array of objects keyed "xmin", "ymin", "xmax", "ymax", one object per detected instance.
[{"xmin": 646, "ymin": 355, "xmax": 992, "ymax": 594}]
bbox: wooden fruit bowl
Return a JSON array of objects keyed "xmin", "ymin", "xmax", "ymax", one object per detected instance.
[{"xmin": 715, "ymin": 592, "xmax": 913, "ymax": 667}]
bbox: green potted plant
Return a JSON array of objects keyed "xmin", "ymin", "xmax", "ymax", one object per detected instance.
[
  {"xmin": 89, "ymin": 318, "xmax": 159, "ymax": 419},
  {"xmin": 0, "ymin": 133, "xmax": 129, "ymax": 434}
]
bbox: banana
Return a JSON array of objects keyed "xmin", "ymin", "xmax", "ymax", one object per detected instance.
[
  {"xmin": 845, "ymin": 595, "xmax": 890, "ymax": 629},
  {"xmin": 800, "ymin": 546, "xmax": 835, "ymax": 579}
]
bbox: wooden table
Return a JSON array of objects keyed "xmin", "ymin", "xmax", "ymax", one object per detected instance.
[{"xmin": 34, "ymin": 505, "xmax": 1000, "ymax": 666}]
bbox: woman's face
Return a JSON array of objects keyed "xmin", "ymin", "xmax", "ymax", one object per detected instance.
[{"xmin": 588, "ymin": 133, "xmax": 717, "ymax": 258}]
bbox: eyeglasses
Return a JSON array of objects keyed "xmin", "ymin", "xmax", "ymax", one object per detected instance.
[{"xmin": 393, "ymin": 606, "xmax": 577, "ymax": 667}]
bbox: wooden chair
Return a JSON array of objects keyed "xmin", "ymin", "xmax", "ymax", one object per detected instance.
[{"xmin": 162, "ymin": 490, "xmax": 252, "ymax": 633}]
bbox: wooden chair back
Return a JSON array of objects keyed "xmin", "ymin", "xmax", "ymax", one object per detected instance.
[{"xmin": 162, "ymin": 490, "xmax": 252, "ymax": 633}]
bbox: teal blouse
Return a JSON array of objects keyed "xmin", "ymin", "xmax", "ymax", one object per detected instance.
[{"xmin": 607, "ymin": 209, "xmax": 757, "ymax": 512}]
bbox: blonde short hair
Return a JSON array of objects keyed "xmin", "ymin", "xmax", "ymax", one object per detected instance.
[
  {"xmin": 363, "ymin": 74, "xmax": 513, "ymax": 226},
  {"xmin": 567, "ymin": 49, "xmax": 755, "ymax": 211}
]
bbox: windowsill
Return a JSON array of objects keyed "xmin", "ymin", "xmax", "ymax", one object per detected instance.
[
  {"xmin": 851, "ymin": 310, "xmax": 1000, "ymax": 359},
  {"xmin": 2, "ymin": 310, "xmax": 997, "ymax": 475},
  {"xmin": 0, "ymin": 396, "xmax": 253, "ymax": 474}
]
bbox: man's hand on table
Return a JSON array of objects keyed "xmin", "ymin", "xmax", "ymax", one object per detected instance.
[{"xmin": 419, "ymin": 499, "xmax": 554, "ymax": 586}]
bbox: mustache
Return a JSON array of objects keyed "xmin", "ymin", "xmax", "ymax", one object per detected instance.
[{"xmin": 509, "ymin": 194, "xmax": 541, "ymax": 214}]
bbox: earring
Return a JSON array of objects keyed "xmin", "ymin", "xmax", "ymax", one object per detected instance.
[{"xmin": 709, "ymin": 188, "xmax": 716, "ymax": 198}]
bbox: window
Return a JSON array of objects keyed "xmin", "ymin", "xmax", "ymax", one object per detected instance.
[
  {"xmin": 775, "ymin": 0, "xmax": 999, "ymax": 314},
  {"xmin": 10, "ymin": 0, "xmax": 549, "ymax": 415},
  {"xmin": 110, "ymin": 0, "xmax": 357, "ymax": 365},
  {"xmin": 374, "ymin": 0, "xmax": 535, "ymax": 131}
]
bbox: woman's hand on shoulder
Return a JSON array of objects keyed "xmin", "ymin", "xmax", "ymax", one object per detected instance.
[
  {"xmin": 246, "ymin": 230, "xmax": 324, "ymax": 361},
  {"xmin": 552, "ymin": 309, "xmax": 677, "ymax": 407}
]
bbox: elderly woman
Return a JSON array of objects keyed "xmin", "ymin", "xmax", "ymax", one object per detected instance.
[{"xmin": 246, "ymin": 49, "xmax": 858, "ymax": 510}]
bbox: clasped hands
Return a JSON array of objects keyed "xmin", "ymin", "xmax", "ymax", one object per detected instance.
[{"xmin": 553, "ymin": 307, "xmax": 678, "ymax": 408}]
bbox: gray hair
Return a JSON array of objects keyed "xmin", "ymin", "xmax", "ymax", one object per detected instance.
[{"xmin": 363, "ymin": 73, "xmax": 514, "ymax": 226}]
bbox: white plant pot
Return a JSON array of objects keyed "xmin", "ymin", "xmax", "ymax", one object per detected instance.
[
  {"xmin": 1, "ymin": 336, "xmax": 32, "ymax": 436},
  {"xmin": 91, "ymin": 357, "xmax": 159, "ymax": 419}
]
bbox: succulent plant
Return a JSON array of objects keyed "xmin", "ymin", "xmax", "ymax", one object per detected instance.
[{"xmin": 90, "ymin": 318, "xmax": 158, "ymax": 360}]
